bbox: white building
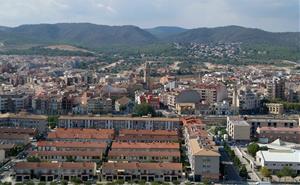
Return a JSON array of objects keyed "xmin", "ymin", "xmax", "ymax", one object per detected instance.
[{"xmin": 256, "ymin": 149, "xmax": 300, "ymax": 174}]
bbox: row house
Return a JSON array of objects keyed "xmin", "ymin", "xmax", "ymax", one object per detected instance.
[
  {"xmin": 0, "ymin": 133, "xmax": 30, "ymax": 145},
  {"xmin": 0, "ymin": 112, "xmax": 48, "ymax": 133},
  {"xmin": 101, "ymin": 162, "xmax": 183, "ymax": 182},
  {"xmin": 58, "ymin": 115, "xmax": 181, "ymax": 131},
  {"xmin": 15, "ymin": 162, "xmax": 96, "ymax": 182},
  {"xmin": 116, "ymin": 129, "xmax": 179, "ymax": 143},
  {"xmin": 47, "ymin": 128, "xmax": 114, "ymax": 143},
  {"xmin": 0, "ymin": 127, "xmax": 37, "ymax": 137},
  {"xmin": 29, "ymin": 151, "xmax": 102, "ymax": 162},
  {"xmin": 257, "ymin": 127, "xmax": 300, "ymax": 144},
  {"xmin": 245, "ymin": 116, "xmax": 299, "ymax": 137},
  {"xmin": 108, "ymin": 151, "xmax": 180, "ymax": 163},
  {"xmin": 111, "ymin": 142, "xmax": 180, "ymax": 152}
]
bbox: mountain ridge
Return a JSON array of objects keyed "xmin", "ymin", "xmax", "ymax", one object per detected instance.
[{"xmin": 0, "ymin": 23, "xmax": 299, "ymax": 49}]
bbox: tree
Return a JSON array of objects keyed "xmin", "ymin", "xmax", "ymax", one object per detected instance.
[
  {"xmin": 247, "ymin": 143, "xmax": 260, "ymax": 157},
  {"xmin": 280, "ymin": 166, "xmax": 294, "ymax": 181},
  {"xmin": 27, "ymin": 156, "xmax": 41, "ymax": 162},
  {"xmin": 260, "ymin": 166, "xmax": 271, "ymax": 178},
  {"xmin": 239, "ymin": 165, "xmax": 248, "ymax": 178},
  {"xmin": 66, "ymin": 156, "xmax": 76, "ymax": 162},
  {"xmin": 47, "ymin": 115, "xmax": 59, "ymax": 129},
  {"xmin": 38, "ymin": 182, "xmax": 46, "ymax": 185},
  {"xmin": 133, "ymin": 103, "xmax": 156, "ymax": 116}
]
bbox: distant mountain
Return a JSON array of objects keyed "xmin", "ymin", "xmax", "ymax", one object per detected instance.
[
  {"xmin": 166, "ymin": 25, "xmax": 300, "ymax": 48},
  {"xmin": 0, "ymin": 23, "xmax": 157, "ymax": 48},
  {"xmin": 145, "ymin": 26, "xmax": 187, "ymax": 39},
  {"xmin": 0, "ymin": 24, "xmax": 298, "ymax": 49}
]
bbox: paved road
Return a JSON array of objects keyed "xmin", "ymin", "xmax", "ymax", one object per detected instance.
[
  {"xmin": 219, "ymin": 148, "xmax": 242, "ymax": 182},
  {"xmin": 233, "ymin": 146, "xmax": 261, "ymax": 182}
]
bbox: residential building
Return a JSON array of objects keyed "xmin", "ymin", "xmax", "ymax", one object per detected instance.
[
  {"xmin": 58, "ymin": 115, "xmax": 180, "ymax": 131},
  {"xmin": 0, "ymin": 133, "xmax": 30, "ymax": 145},
  {"xmin": 246, "ymin": 116, "xmax": 298, "ymax": 137},
  {"xmin": 101, "ymin": 162, "xmax": 183, "ymax": 182},
  {"xmin": 183, "ymin": 117, "xmax": 220, "ymax": 181},
  {"xmin": 175, "ymin": 90, "xmax": 201, "ymax": 115},
  {"xmin": 194, "ymin": 83, "xmax": 228, "ymax": 104},
  {"xmin": 266, "ymin": 103, "xmax": 284, "ymax": 115},
  {"xmin": 257, "ymin": 127, "xmax": 300, "ymax": 144},
  {"xmin": 14, "ymin": 162, "xmax": 96, "ymax": 182},
  {"xmin": 47, "ymin": 128, "xmax": 114, "ymax": 143},
  {"xmin": 226, "ymin": 117, "xmax": 250, "ymax": 141},
  {"xmin": 0, "ymin": 112, "xmax": 48, "ymax": 133},
  {"xmin": 116, "ymin": 129, "xmax": 179, "ymax": 143},
  {"xmin": 267, "ymin": 78, "xmax": 286, "ymax": 100}
]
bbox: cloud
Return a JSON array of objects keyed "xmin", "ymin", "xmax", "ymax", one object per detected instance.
[{"xmin": 0, "ymin": 0, "xmax": 298, "ymax": 32}]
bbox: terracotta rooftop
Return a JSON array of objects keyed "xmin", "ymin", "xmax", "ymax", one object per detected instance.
[
  {"xmin": 111, "ymin": 142, "xmax": 180, "ymax": 150},
  {"xmin": 119, "ymin": 129, "xmax": 178, "ymax": 136},
  {"xmin": 37, "ymin": 141, "xmax": 106, "ymax": 148},
  {"xmin": 30, "ymin": 150, "xmax": 102, "ymax": 157},
  {"xmin": 102, "ymin": 162, "xmax": 182, "ymax": 170},
  {"xmin": 15, "ymin": 162, "xmax": 95, "ymax": 170},
  {"xmin": 108, "ymin": 150, "xmax": 180, "ymax": 157}
]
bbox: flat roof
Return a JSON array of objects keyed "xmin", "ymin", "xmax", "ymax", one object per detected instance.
[
  {"xmin": 258, "ymin": 149, "xmax": 300, "ymax": 163},
  {"xmin": 58, "ymin": 115, "xmax": 180, "ymax": 122},
  {"xmin": 230, "ymin": 120, "xmax": 249, "ymax": 126}
]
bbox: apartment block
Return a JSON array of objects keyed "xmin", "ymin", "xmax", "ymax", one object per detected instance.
[
  {"xmin": 226, "ymin": 117, "xmax": 250, "ymax": 141},
  {"xmin": 183, "ymin": 117, "xmax": 220, "ymax": 181},
  {"xmin": 266, "ymin": 103, "xmax": 284, "ymax": 115}
]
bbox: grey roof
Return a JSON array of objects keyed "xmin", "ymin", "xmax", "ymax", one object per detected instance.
[{"xmin": 175, "ymin": 90, "xmax": 201, "ymax": 104}]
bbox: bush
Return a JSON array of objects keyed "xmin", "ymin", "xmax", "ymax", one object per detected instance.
[{"xmin": 260, "ymin": 166, "xmax": 271, "ymax": 177}]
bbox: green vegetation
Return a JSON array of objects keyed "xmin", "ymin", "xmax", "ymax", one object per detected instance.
[
  {"xmin": 247, "ymin": 143, "xmax": 260, "ymax": 157},
  {"xmin": 38, "ymin": 182, "xmax": 46, "ymax": 185},
  {"xmin": 260, "ymin": 166, "xmax": 271, "ymax": 178},
  {"xmin": 214, "ymin": 126, "xmax": 227, "ymax": 135},
  {"xmin": 0, "ymin": 47, "xmax": 94, "ymax": 56},
  {"xmin": 48, "ymin": 115, "xmax": 59, "ymax": 129},
  {"xmin": 66, "ymin": 156, "xmax": 76, "ymax": 162},
  {"xmin": 133, "ymin": 103, "xmax": 156, "ymax": 117},
  {"xmin": 268, "ymin": 100, "xmax": 300, "ymax": 111},
  {"xmin": 276, "ymin": 166, "xmax": 297, "ymax": 180},
  {"xmin": 71, "ymin": 177, "xmax": 83, "ymax": 185},
  {"xmin": 239, "ymin": 165, "xmax": 248, "ymax": 178},
  {"xmin": 27, "ymin": 156, "xmax": 41, "ymax": 162},
  {"xmin": 7, "ymin": 144, "xmax": 25, "ymax": 156}
]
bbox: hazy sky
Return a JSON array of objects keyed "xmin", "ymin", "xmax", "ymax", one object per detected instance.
[{"xmin": 0, "ymin": 0, "xmax": 299, "ymax": 32}]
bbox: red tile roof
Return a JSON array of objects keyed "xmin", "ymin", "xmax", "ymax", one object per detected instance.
[
  {"xmin": 15, "ymin": 162, "xmax": 95, "ymax": 170},
  {"xmin": 37, "ymin": 141, "xmax": 106, "ymax": 148},
  {"xmin": 111, "ymin": 142, "xmax": 180, "ymax": 150},
  {"xmin": 102, "ymin": 162, "xmax": 182, "ymax": 170},
  {"xmin": 108, "ymin": 151, "xmax": 180, "ymax": 157}
]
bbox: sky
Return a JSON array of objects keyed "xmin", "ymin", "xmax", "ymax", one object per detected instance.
[{"xmin": 0, "ymin": 0, "xmax": 299, "ymax": 32}]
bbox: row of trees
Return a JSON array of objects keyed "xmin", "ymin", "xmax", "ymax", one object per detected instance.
[
  {"xmin": 260, "ymin": 166, "xmax": 298, "ymax": 181},
  {"xmin": 224, "ymin": 144, "xmax": 248, "ymax": 179}
]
